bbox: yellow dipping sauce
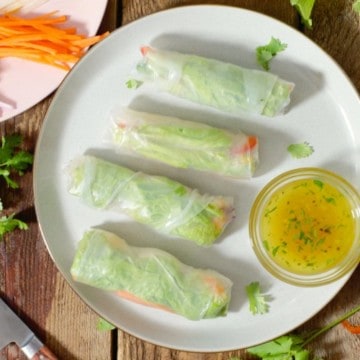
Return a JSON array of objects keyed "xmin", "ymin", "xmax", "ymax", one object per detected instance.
[{"xmin": 260, "ymin": 178, "xmax": 356, "ymax": 275}]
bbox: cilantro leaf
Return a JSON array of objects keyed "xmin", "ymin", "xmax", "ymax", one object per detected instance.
[
  {"xmin": 353, "ymin": 0, "xmax": 360, "ymax": 14},
  {"xmin": 246, "ymin": 305, "xmax": 360, "ymax": 360},
  {"xmin": 125, "ymin": 79, "xmax": 143, "ymax": 89},
  {"xmin": 256, "ymin": 37, "xmax": 287, "ymax": 71},
  {"xmin": 0, "ymin": 213, "xmax": 28, "ymax": 239},
  {"xmin": 97, "ymin": 317, "xmax": 115, "ymax": 331},
  {"xmin": 287, "ymin": 142, "xmax": 314, "ymax": 159},
  {"xmin": 0, "ymin": 135, "xmax": 33, "ymax": 189},
  {"xmin": 0, "ymin": 135, "xmax": 33, "ymax": 238},
  {"xmin": 248, "ymin": 334, "xmax": 309, "ymax": 359},
  {"xmin": 245, "ymin": 281, "xmax": 270, "ymax": 315},
  {"xmin": 290, "ymin": 0, "xmax": 316, "ymax": 29}
]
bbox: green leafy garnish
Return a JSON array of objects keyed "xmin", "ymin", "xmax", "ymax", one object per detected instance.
[
  {"xmin": 0, "ymin": 134, "xmax": 33, "ymax": 188},
  {"xmin": 125, "ymin": 79, "xmax": 143, "ymax": 89},
  {"xmin": 96, "ymin": 317, "xmax": 116, "ymax": 331},
  {"xmin": 290, "ymin": 0, "xmax": 316, "ymax": 29},
  {"xmin": 0, "ymin": 212, "xmax": 28, "ymax": 239},
  {"xmin": 246, "ymin": 304, "xmax": 360, "ymax": 359},
  {"xmin": 287, "ymin": 142, "xmax": 314, "ymax": 159},
  {"xmin": 0, "ymin": 134, "xmax": 33, "ymax": 239},
  {"xmin": 248, "ymin": 334, "xmax": 309, "ymax": 359},
  {"xmin": 245, "ymin": 281, "xmax": 270, "ymax": 315},
  {"xmin": 256, "ymin": 37, "xmax": 287, "ymax": 71},
  {"xmin": 353, "ymin": 0, "xmax": 360, "ymax": 14}
]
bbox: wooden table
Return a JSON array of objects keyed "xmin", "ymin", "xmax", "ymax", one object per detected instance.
[{"xmin": 1, "ymin": 1, "xmax": 359, "ymax": 359}]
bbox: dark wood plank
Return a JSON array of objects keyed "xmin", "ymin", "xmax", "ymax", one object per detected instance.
[
  {"xmin": 306, "ymin": 0, "xmax": 360, "ymax": 91},
  {"xmin": 121, "ymin": 0, "xmax": 298, "ymax": 26}
]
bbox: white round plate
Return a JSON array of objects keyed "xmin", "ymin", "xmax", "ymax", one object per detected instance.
[
  {"xmin": 34, "ymin": 5, "xmax": 360, "ymax": 352},
  {"xmin": 0, "ymin": 0, "xmax": 108, "ymax": 121}
]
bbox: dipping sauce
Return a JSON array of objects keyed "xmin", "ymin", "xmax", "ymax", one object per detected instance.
[
  {"xmin": 250, "ymin": 168, "xmax": 360, "ymax": 286},
  {"xmin": 260, "ymin": 178, "xmax": 356, "ymax": 275}
]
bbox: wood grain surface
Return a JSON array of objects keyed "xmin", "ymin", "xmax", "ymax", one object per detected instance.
[{"xmin": 0, "ymin": 1, "xmax": 359, "ymax": 359}]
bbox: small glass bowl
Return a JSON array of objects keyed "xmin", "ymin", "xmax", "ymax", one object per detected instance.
[{"xmin": 249, "ymin": 167, "xmax": 360, "ymax": 286}]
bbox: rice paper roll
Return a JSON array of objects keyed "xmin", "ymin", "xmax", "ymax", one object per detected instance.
[
  {"xmin": 109, "ymin": 107, "xmax": 259, "ymax": 178},
  {"xmin": 67, "ymin": 155, "xmax": 235, "ymax": 246},
  {"xmin": 71, "ymin": 228, "xmax": 233, "ymax": 320},
  {"xmin": 128, "ymin": 46, "xmax": 294, "ymax": 117}
]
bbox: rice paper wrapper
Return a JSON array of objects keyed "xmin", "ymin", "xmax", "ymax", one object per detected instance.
[
  {"xmin": 108, "ymin": 107, "xmax": 259, "ymax": 178},
  {"xmin": 71, "ymin": 228, "xmax": 233, "ymax": 320},
  {"xmin": 129, "ymin": 46, "xmax": 294, "ymax": 117},
  {"xmin": 67, "ymin": 155, "xmax": 235, "ymax": 246}
]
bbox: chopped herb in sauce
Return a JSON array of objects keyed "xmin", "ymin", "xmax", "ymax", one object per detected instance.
[{"xmin": 260, "ymin": 178, "xmax": 355, "ymax": 275}]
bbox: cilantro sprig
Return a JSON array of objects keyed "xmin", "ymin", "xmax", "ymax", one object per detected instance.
[
  {"xmin": 290, "ymin": 0, "xmax": 316, "ymax": 29},
  {"xmin": 230, "ymin": 304, "xmax": 360, "ymax": 360},
  {"xmin": 256, "ymin": 37, "xmax": 287, "ymax": 71},
  {"xmin": 0, "ymin": 206, "xmax": 28, "ymax": 238},
  {"xmin": 0, "ymin": 134, "xmax": 33, "ymax": 188},
  {"xmin": 245, "ymin": 281, "xmax": 271, "ymax": 315},
  {"xmin": 0, "ymin": 134, "xmax": 33, "ymax": 239},
  {"xmin": 290, "ymin": 1, "xmax": 360, "ymax": 28}
]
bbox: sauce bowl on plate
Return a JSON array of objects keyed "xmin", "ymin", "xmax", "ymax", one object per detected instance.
[{"xmin": 249, "ymin": 167, "xmax": 360, "ymax": 286}]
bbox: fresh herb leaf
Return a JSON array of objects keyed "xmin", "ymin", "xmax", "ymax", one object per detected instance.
[
  {"xmin": 287, "ymin": 142, "xmax": 314, "ymax": 159},
  {"xmin": 97, "ymin": 317, "xmax": 116, "ymax": 331},
  {"xmin": 290, "ymin": 0, "xmax": 316, "ymax": 28},
  {"xmin": 0, "ymin": 135, "xmax": 33, "ymax": 238},
  {"xmin": 313, "ymin": 179, "xmax": 323, "ymax": 189},
  {"xmin": 0, "ymin": 213, "xmax": 28, "ymax": 239},
  {"xmin": 245, "ymin": 281, "xmax": 270, "ymax": 315},
  {"xmin": 256, "ymin": 37, "xmax": 287, "ymax": 71},
  {"xmin": 125, "ymin": 79, "xmax": 143, "ymax": 89},
  {"xmin": 0, "ymin": 135, "xmax": 33, "ymax": 188},
  {"xmin": 353, "ymin": 0, "xmax": 360, "ymax": 14},
  {"xmin": 247, "ymin": 304, "xmax": 360, "ymax": 359},
  {"xmin": 248, "ymin": 334, "xmax": 309, "ymax": 359}
]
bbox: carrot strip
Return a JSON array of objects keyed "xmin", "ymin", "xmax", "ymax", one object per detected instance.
[
  {"xmin": 0, "ymin": 12, "xmax": 109, "ymax": 70},
  {"xmin": 342, "ymin": 320, "xmax": 360, "ymax": 334},
  {"xmin": 203, "ymin": 276, "xmax": 225, "ymax": 295},
  {"xmin": 116, "ymin": 290, "xmax": 173, "ymax": 313},
  {"xmin": 140, "ymin": 46, "xmax": 150, "ymax": 56}
]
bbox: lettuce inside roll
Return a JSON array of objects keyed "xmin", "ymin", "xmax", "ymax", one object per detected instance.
[
  {"xmin": 67, "ymin": 155, "xmax": 235, "ymax": 246},
  {"xmin": 71, "ymin": 228, "xmax": 233, "ymax": 320},
  {"xmin": 110, "ymin": 107, "xmax": 259, "ymax": 178},
  {"xmin": 129, "ymin": 46, "xmax": 294, "ymax": 117}
]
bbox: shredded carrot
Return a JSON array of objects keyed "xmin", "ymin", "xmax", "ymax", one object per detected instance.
[
  {"xmin": 342, "ymin": 320, "xmax": 360, "ymax": 334},
  {"xmin": 0, "ymin": 12, "xmax": 109, "ymax": 70},
  {"xmin": 140, "ymin": 46, "xmax": 150, "ymax": 56},
  {"xmin": 231, "ymin": 135, "xmax": 258, "ymax": 155},
  {"xmin": 116, "ymin": 290, "xmax": 173, "ymax": 313},
  {"xmin": 203, "ymin": 276, "xmax": 225, "ymax": 295}
]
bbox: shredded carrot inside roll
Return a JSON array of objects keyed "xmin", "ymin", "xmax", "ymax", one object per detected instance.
[{"xmin": 0, "ymin": 12, "xmax": 109, "ymax": 70}]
